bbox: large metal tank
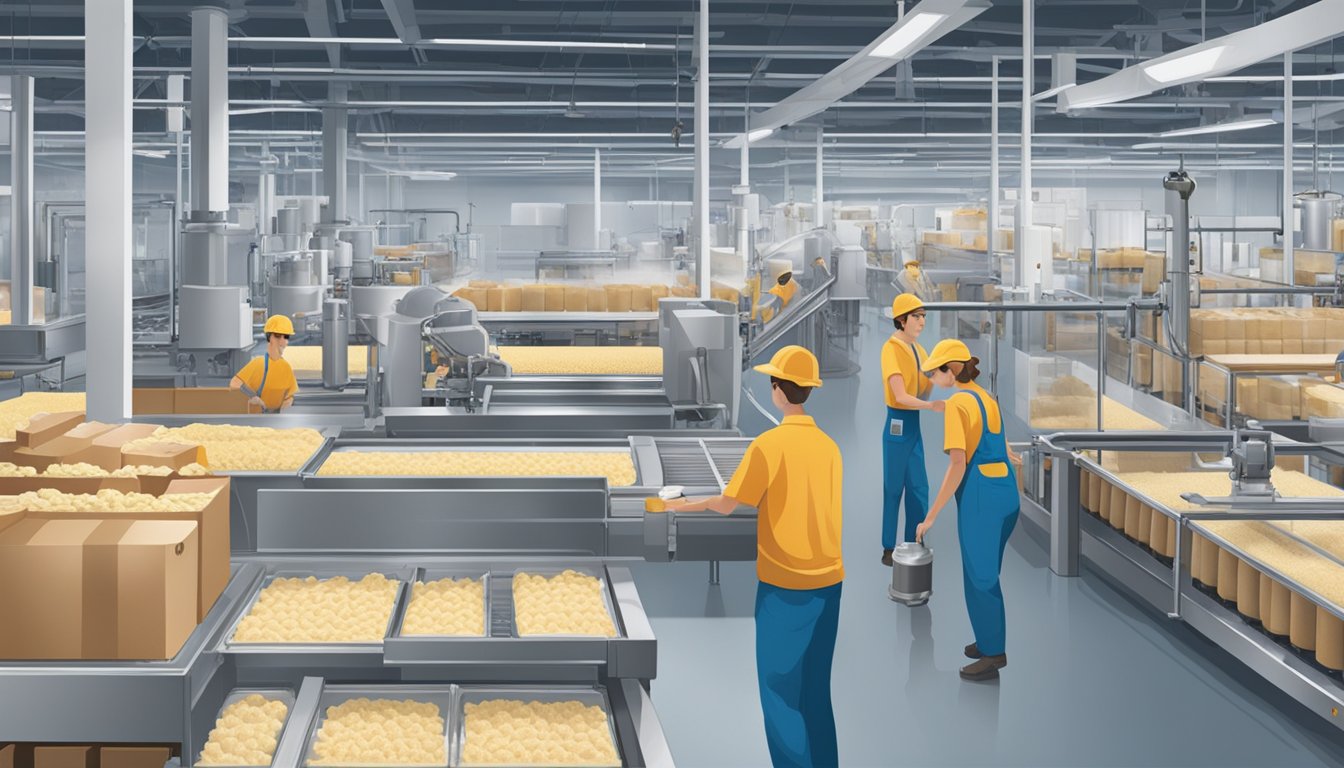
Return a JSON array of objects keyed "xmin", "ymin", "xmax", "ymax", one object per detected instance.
[{"xmin": 1298, "ymin": 191, "xmax": 1342, "ymax": 251}]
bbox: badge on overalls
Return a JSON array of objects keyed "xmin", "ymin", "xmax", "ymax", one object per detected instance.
[{"xmin": 889, "ymin": 418, "xmax": 904, "ymax": 437}]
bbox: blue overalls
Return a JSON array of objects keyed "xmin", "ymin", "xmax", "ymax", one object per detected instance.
[
  {"xmin": 882, "ymin": 342, "xmax": 930, "ymax": 548},
  {"xmin": 954, "ymin": 389, "xmax": 1020, "ymax": 657}
]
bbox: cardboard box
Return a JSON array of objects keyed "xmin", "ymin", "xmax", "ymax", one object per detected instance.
[
  {"xmin": 543, "ymin": 285, "xmax": 566, "ymax": 312},
  {"xmin": 12, "ymin": 421, "xmax": 119, "ymax": 471},
  {"xmin": 499, "ymin": 285, "xmax": 523, "ymax": 312},
  {"xmin": 132, "ymin": 387, "xmax": 176, "ymax": 415},
  {"xmin": 0, "ymin": 744, "xmax": 13, "ymax": 768},
  {"xmin": 0, "ymin": 476, "xmax": 141, "ymax": 496},
  {"xmin": 26, "ymin": 478, "xmax": 229, "ymax": 622},
  {"xmin": 32, "ymin": 747, "xmax": 93, "ymax": 768},
  {"xmin": 99, "ymin": 747, "xmax": 174, "ymax": 768},
  {"xmin": 0, "ymin": 518, "xmax": 101, "ymax": 659},
  {"xmin": 521, "ymin": 284, "xmax": 546, "ymax": 312},
  {"xmin": 485, "ymin": 287, "xmax": 504, "ymax": 312},
  {"xmin": 70, "ymin": 423, "xmax": 162, "ymax": 471},
  {"xmin": 586, "ymin": 286, "xmax": 608, "ymax": 311},
  {"xmin": 173, "ymin": 387, "xmax": 253, "ymax": 415},
  {"xmin": 630, "ymin": 285, "xmax": 655, "ymax": 312},
  {"xmin": 117, "ymin": 520, "xmax": 199, "ymax": 659},
  {"xmin": 605, "ymin": 284, "xmax": 633, "ymax": 312},
  {"xmin": 122, "ymin": 441, "xmax": 206, "ymax": 471},
  {"xmin": 563, "ymin": 285, "xmax": 587, "ymax": 312},
  {"xmin": 15, "ymin": 412, "xmax": 85, "ymax": 449}
]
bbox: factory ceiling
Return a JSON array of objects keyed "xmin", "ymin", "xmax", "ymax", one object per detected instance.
[{"xmin": 0, "ymin": 0, "xmax": 1340, "ymax": 190}]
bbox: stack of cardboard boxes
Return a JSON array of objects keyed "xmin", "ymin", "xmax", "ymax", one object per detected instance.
[
  {"xmin": 130, "ymin": 387, "xmax": 258, "ymax": 416},
  {"xmin": 452, "ymin": 280, "xmax": 696, "ymax": 313},
  {"xmin": 1259, "ymin": 247, "xmax": 1339, "ymax": 286},
  {"xmin": 0, "ymin": 415, "xmax": 229, "ymax": 662}
]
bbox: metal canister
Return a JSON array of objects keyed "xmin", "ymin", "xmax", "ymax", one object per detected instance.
[
  {"xmin": 322, "ymin": 298, "xmax": 350, "ymax": 390},
  {"xmin": 888, "ymin": 542, "xmax": 933, "ymax": 606}
]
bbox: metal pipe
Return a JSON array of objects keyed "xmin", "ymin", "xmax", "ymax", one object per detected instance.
[
  {"xmin": 1019, "ymin": 0, "xmax": 1034, "ymax": 288},
  {"xmin": 695, "ymin": 0, "xmax": 710, "ymax": 299},
  {"xmin": 989, "ymin": 56, "xmax": 1000, "ymax": 260},
  {"xmin": 1096, "ymin": 310, "xmax": 1105, "ymax": 431},
  {"xmin": 10, "ymin": 75, "xmax": 34, "ymax": 326},
  {"xmin": 322, "ymin": 83, "xmax": 349, "ymax": 224},
  {"xmin": 815, "ymin": 125, "xmax": 825, "ymax": 228},
  {"xmin": 1284, "ymin": 51, "xmax": 1295, "ymax": 282},
  {"xmin": 594, "ymin": 147, "xmax": 602, "ymax": 248},
  {"xmin": 923, "ymin": 299, "xmax": 1158, "ymax": 313},
  {"xmin": 189, "ymin": 6, "xmax": 228, "ymax": 219}
]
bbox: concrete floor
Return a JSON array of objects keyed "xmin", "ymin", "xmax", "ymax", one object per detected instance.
[{"xmin": 631, "ymin": 305, "xmax": 1344, "ymax": 768}]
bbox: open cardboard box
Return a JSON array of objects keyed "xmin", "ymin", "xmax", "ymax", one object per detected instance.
[
  {"xmin": 22, "ymin": 476, "xmax": 230, "ymax": 623},
  {"xmin": 122, "ymin": 441, "xmax": 207, "ymax": 471},
  {"xmin": 12, "ymin": 421, "xmax": 119, "ymax": 472},
  {"xmin": 68, "ymin": 422, "xmax": 163, "ymax": 470}
]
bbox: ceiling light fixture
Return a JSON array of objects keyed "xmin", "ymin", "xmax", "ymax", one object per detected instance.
[
  {"xmin": 1157, "ymin": 116, "xmax": 1277, "ymax": 138},
  {"xmin": 1060, "ymin": 2, "xmax": 1344, "ymax": 111},
  {"xmin": 132, "ymin": 149, "xmax": 169, "ymax": 159},
  {"xmin": 1143, "ymin": 46, "xmax": 1228, "ymax": 84},
  {"xmin": 746, "ymin": 128, "xmax": 775, "ymax": 144},
  {"xmin": 869, "ymin": 13, "xmax": 947, "ymax": 59}
]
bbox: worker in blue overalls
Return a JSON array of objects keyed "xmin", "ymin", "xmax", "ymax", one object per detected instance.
[
  {"xmin": 879, "ymin": 293, "xmax": 943, "ymax": 566},
  {"xmin": 915, "ymin": 339, "xmax": 1022, "ymax": 681}
]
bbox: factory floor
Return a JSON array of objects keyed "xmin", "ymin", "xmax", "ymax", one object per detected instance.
[{"xmin": 629, "ymin": 304, "xmax": 1344, "ymax": 768}]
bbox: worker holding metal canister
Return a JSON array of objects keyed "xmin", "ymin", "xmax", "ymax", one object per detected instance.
[
  {"xmin": 229, "ymin": 315, "xmax": 298, "ymax": 413},
  {"xmin": 915, "ymin": 339, "xmax": 1022, "ymax": 682},
  {"xmin": 651, "ymin": 345, "xmax": 844, "ymax": 767},
  {"xmin": 879, "ymin": 293, "xmax": 944, "ymax": 566}
]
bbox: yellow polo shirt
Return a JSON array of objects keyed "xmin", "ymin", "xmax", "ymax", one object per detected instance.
[
  {"xmin": 724, "ymin": 414, "xmax": 844, "ymax": 590},
  {"xmin": 235, "ymin": 355, "xmax": 298, "ymax": 412},
  {"xmin": 768, "ymin": 280, "xmax": 799, "ymax": 308},
  {"xmin": 880, "ymin": 337, "xmax": 931, "ymax": 409},
  {"xmin": 942, "ymin": 381, "xmax": 1003, "ymax": 462}
]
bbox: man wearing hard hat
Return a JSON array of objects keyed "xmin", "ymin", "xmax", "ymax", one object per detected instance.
[
  {"xmin": 879, "ymin": 293, "xmax": 943, "ymax": 566},
  {"xmin": 229, "ymin": 315, "xmax": 298, "ymax": 413},
  {"xmin": 654, "ymin": 345, "xmax": 844, "ymax": 768}
]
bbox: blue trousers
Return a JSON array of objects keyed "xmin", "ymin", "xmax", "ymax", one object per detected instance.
[
  {"xmin": 882, "ymin": 408, "xmax": 930, "ymax": 548},
  {"xmin": 956, "ymin": 484, "xmax": 1019, "ymax": 657},
  {"xmin": 755, "ymin": 581, "xmax": 843, "ymax": 768}
]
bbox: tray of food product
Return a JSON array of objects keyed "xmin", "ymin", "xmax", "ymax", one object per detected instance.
[
  {"xmin": 453, "ymin": 686, "xmax": 622, "ymax": 767},
  {"xmin": 310, "ymin": 445, "xmax": 639, "ymax": 487},
  {"xmin": 222, "ymin": 569, "xmax": 411, "ymax": 651},
  {"xmin": 196, "ymin": 688, "xmax": 297, "ymax": 767},
  {"xmin": 301, "ymin": 685, "xmax": 455, "ymax": 767},
  {"xmin": 393, "ymin": 569, "xmax": 490, "ymax": 638},
  {"xmin": 507, "ymin": 567, "xmax": 621, "ymax": 639}
]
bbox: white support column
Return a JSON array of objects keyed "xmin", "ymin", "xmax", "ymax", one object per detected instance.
[
  {"xmin": 1019, "ymin": 0, "xmax": 1033, "ymax": 286},
  {"xmin": 85, "ymin": 0, "xmax": 133, "ymax": 421},
  {"xmin": 189, "ymin": 6, "xmax": 229, "ymax": 219},
  {"xmin": 594, "ymin": 148, "xmax": 602, "ymax": 248},
  {"xmin": 815, "ymin": 126, "xmax": 824, "ymax": 229},
  {"xmin": 1284, "ymin": 50, "xmax": 1295, "ymax": 282},
  {"xmin": 694, "ymin": 0, "xmax": 711, "ymax": 298},
  {"xmin": 322, "ymin": 83, "xmax": 349, "ymax": 224},
  {"xmin": 9, "ymin": 76, "xmax": 33, "ymax": 327},
  {"xmin": 740, "ymin": 134, "xmax": 749, "ymax": 188},
  {"xmin": 989, "ymin": 56, "xmax": 1000, "ymax": 257}
]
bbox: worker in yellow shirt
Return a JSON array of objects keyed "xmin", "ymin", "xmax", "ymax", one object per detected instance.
[
  {"xmin": 658, "ymin": 345, "xmax": 843, "ymax": 767},
  {"xmin": 915, "ymin": 339, "xmax": 1022, "ymax": 682},
  {"xmin": 879, "ymin": 293, "xmax": 944, "ymax": 566},
  {"xmin": 229, "ymin": 315, "xmax": 298, "ymax": 413}
]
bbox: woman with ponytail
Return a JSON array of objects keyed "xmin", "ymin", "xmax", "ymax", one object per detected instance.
[{"xmin": 915, "ymin": 339, "xmax": 1022, "ymax": 682}]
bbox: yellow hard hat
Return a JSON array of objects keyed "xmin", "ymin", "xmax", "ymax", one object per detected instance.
[
  {"xmin": 263, "ymin": 315, "xmax": 295, "ymax": 335},
  {"xmin": 921, "ymin": 338, "xmax": 973, "ymax": 373},
  {"xmin": 891, "ymin": 293, "xmax": 925, "ymax": 318},
  {"xmin": 753, "ymin": 345, "xmax": 823, "ymax": 388}
]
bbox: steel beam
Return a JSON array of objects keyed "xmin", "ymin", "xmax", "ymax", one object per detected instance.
[
  {"xmin": 378, "ymin": 0, "xmax": 423, "ymax": 45},
  {"xmin": 322, "ymin": 82, "xmax": 349, "ymax": 224},
  {"xmin": 695, "ymin": 0, "xmax": 711, "ymax": 299},
  {"xmin": 9, "ymin": 75, "xmax": 34, "ymax": 327},
  {"xmin": 190, "ymin": 7, "xmax": 229, "ymax": 218}
]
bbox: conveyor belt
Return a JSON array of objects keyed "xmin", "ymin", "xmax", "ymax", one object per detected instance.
[{"xmin": 653, "ymin": 437, "xmax": 752, "ymax": 489}]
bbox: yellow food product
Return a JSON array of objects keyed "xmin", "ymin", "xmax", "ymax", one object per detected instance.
[
  {"xmin": 496, "ymin": 346, "xmax": 662, "ymax": 376},
  {"xmin": 122, "ymin": 424, "xmax": 324, "ymax": 472},
  {"xmin": 309, "ymin": 698, "xmax": 446, "ymax": 766},
  {"xmin": 197, "ymin": 694, "xmax": 290, "ymax": 767},
  {"xmin": 0, "ymin": 392, "xmax": 86, "ymax": 440},
  {"xmin": 401, "ymin": 577, "xmax": 485, "ymax": 636},
  {"xmin": 461, "ymin": 699, "xmax": 619, "ymax": 767},
  {"xmin": 513, "ymin": 570, "xmax": 617, "ymax": 637},
  {"xmin": 15, "ymin": 488, "xmax": 216, "ymax": 512},
  {"xmin": 281, "ymin": 346, "xmax": 369, "ymax": 378},
  {"xmin": 315, "ymin": 450, "xmax": 636, "ymax": 486},
  {"xmin": 232, "ymin": 574, "xmax": 400, "ymax": 644}
]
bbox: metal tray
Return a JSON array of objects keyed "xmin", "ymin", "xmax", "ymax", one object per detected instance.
[
  {"xmin": 196, "ymin": 688, "xmax": 297, "ymax": 768},
  {"xmin": 453, "ymin": 686, "xmax": 621, "ymax": 768},
  {"xmin": 222, "ymin": 569, "xmax": 411, "ymax": 652},
  {"xmin": 394, "ymin": 569, "xmax": 491, "ymax": 639},
  {"xmin": 507, "ymin": 566, "xmax": 621, "ymax": 639},
  {"xmin": 301, "ymin": 685, "xmax": 456, "ymax": 768}
]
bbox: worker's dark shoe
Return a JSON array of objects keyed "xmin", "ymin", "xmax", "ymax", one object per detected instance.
[
  {"xmin": 964, "ymin": 642, "xmax": 982, "ymax": 659},
  {"xmin": 881, "ymin": 549, "xmax": 894, "ymax": 566},
  {"xmin": 959, "ymin": 655, "xmax": 1007, "ymax": 681}
]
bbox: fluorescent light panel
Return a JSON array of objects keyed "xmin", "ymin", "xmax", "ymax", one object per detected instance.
[
  {"xmin": 746, "ymin": 128, "xmax": 775, "ymax": 143},
  {"xmin": 869, "ymin": 13, "xmax": 947, "ymax": 59},
  {"xmin": 1157, "ymin": 116, "xmax": 1277, "ymax": 138},
  {"xmin": 1143, "ymin": 45, "xmax": 1228, "ymax": 84}
]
